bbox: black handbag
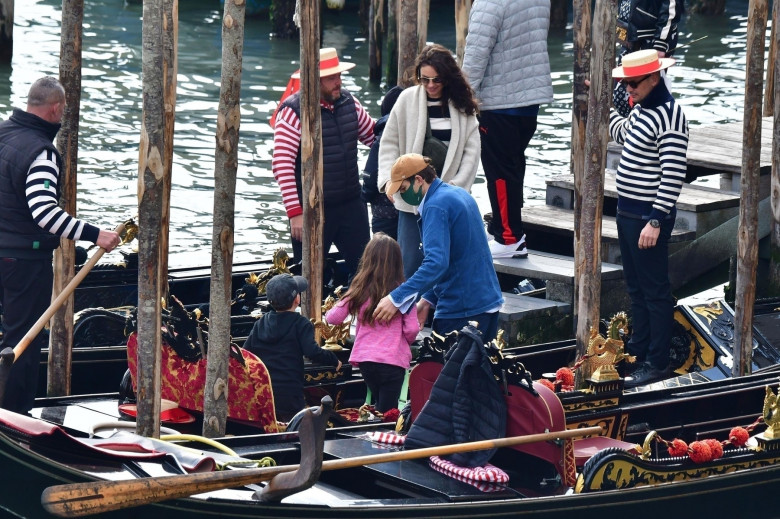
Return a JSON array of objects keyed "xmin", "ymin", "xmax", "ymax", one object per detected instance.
[{"xmin": 423, "ymin": 116, "xmax": 448, "ymax": 174}]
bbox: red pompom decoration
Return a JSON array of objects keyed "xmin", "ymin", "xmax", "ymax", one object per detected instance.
[
  {"xmin": 555, "ymin": 367, "xmax": 575, "ymax": 387},
  {"xmin": 539, "ymin": 379, "xmax": 556, "ymax": 391},
  {"xmin": 667, "ymin": 438, "xmax": 688, "ymax": 457},
  {"xmin": 704, "ymin": 439, "xmax": 723, "ymax": 460},
  {"xmin": 688, "ymin": 440, "xmax": 712, "ymax": 463},
  {"xmin": 729, "ymin": 427, "xmax": 750, "ymax": 447},
  {"xmin": 382, "ymin": 408, "xmax": 400, "ymax": 423}
]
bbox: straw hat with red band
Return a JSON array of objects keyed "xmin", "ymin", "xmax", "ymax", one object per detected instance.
[
  {"xmin": 612, "ymin": 49, "xmax": 675, "ymax": 78},
  {"xmin": 291, "ymin": 47, "xmax": 355, "ymax": 79}
]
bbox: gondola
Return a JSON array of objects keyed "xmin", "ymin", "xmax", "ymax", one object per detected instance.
[{"xmin": 3, "ymin": 325, "xmax": 780, "ymax": 519}]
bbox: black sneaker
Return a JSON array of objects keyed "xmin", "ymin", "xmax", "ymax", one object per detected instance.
[{"xmin": 624, "ymin": 363, "xmax": 670, "ymax": 389}]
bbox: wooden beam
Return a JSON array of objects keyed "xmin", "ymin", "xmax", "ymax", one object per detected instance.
[
  {"xmin": 575, "ymin": 0, "xmax": 615, "ymax": 381},
  {"xmin": 397, "ymin": 0, "xmax": 418, "ymax": 87},
  {"xmin": 49, "ymin": 0, "xmax": 84, "ymax": 397},
  {"xmin": 202, "ymin": 0, "xmax": 245, "ymax": 438},
  {"xmin": 136, "ymin": 0, "xmax": 166, "ymax": 438},
  {"xmin": 299, "ymin": 0, "xmax": 324, "ymax": 321},
  {"xmin": 0, "ymin": 0, "xmax": 12, "ymax": 62},
  {"xmin": 733, "ymin": 0, "xmax": 768, "ymax": 376}
]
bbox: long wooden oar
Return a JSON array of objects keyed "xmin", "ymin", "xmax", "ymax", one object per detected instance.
[
  {"xmin": 42, "ymin": 426, "xmax": 603, "ymax": 517},
  {"xmin": 0, "ymin": 219, "xmax": 133, "ymax": 405}
]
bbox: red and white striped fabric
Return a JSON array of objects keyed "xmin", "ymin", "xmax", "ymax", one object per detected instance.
[
  {"xmin": 428, "ymin": 455, "xmax": 510, "ymax": 483},
  {"xmin": 364, "ymin": 431, "xmax": 407, "ymax": 445},
  {"xmin": 428, "ymin": 460, "xmax": 506, "ymax": 493}
]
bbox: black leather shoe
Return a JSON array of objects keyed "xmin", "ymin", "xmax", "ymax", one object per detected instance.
[{"xmin": 624, "ymin": 363, "xmax": 670, "ymax": 389}]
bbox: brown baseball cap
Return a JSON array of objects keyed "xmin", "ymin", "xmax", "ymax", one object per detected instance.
[{"xmin": 384, "ymin": 153, "xmax": 429, "ymax": 197}]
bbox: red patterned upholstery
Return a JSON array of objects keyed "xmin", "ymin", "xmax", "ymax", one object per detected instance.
[{"xmin": 126, "ymin": 333, "xmax": 279, "ymax": 433}]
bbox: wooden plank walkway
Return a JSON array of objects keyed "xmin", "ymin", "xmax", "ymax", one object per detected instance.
[{"xmin": 545, "ymin": 170, "xmax": 740, "ymax": 235}]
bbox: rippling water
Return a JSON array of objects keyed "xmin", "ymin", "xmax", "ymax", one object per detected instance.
[{"xmin": 0, "ymin": 0, "xmax": 764, "ymax": 267}]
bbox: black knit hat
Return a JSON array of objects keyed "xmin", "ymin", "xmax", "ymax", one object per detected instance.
[
  {"xmin": 381, "ymin": 85, "xmax": 404, "ymax": 116},
  {"xmin": 265, "ymin": 274, "xmax": 308, "ymax": 310}
]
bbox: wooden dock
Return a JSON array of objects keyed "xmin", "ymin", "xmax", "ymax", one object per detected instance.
[{"xmin": 491, "ymin": 117, "xmax": 769, "ymax": 345}]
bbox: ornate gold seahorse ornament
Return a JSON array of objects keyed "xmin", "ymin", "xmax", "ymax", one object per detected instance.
[
  {"xmin": 311, "ymin": 286, "xmax": 351, "ymax": 350},
  {"xmin": 763, "ymin": 386, "xmax": 780, "ymax": 439},
  {"xmin": 585, "ymin": 312, "xmax": 636, "ymax": 382}
]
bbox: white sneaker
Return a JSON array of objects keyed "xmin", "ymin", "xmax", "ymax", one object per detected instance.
[{"xmin": 489, "ymin": 235, "xmax": 528, "ymax": 259}]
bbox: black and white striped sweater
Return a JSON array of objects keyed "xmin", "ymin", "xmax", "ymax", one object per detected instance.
[
  {"xmin": 27, "ymin": 149, "xmax": 100, "ymax": 243},
  {"xmin": 609, "ymin": 82, "xmax": 688, "ymax": 222}
]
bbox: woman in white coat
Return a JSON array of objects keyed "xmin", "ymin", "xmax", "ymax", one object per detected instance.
[{"xmin": 378, "ymin": 44, "xmax": 481, "ymax": 280}]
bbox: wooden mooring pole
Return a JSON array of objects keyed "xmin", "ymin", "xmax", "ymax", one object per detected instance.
[
  {"xmin": 454, "ymin": 0, "xmax": 471, "ymax": 66},
  {"xmin": 574, "ymin": 0, "xmax": 616, "ymax": 380},
  {"xmin": 733, "ymin": 0, "xmax": 767, "ymax": 377},
  {"xmin": 203, "ymin": 0, "xmax": 244, "ymax": 438},
  {"xmin": 368, "ymin": 0, "xmax": 383, "ymax": 81},
  {"xmin": 770, "ymin": 0, "xmax": 780, "ymax": 295},
  {"xmin": 299, "ymin": 0, "xmax": 324, "ymax": 322},
  {"xmin": 397, "ymin": 0, "xmax": 418, "ymax": 86},
  {"xmin": 160, "ymin": 0, "xmax": 178, "ymax": 305},
  {"xmin": 385, "ymin": 0, "xmax": 398, "ymax": 85},
  {"xmin": 49, "ymin": 0, "xmax": 84, "ymax": 397},
  {"xmin": 0, "ymin": 0, "xmax": 11, "ymax": 62},
  {"xmin": 136, "ymin": 0, "xmax": 166, "ymax": 438},
  {"xmin": 570, "ymin": 0, "xmax": 592, "ymax": 345}
]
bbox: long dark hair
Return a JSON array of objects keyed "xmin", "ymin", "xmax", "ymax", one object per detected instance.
[
  {"xmin": 414, "ymin": 44, "xmax": 478, "ymax": 116},
  {"xmin": 344, "ymin": 233, "xmax": 405, "ymax": 325}
]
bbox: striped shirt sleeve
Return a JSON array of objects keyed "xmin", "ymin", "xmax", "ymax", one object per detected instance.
[
  {"xmin": 353, "ymin": 98, "xmax": 376, "ymax": 148},
  {"xmin": 271, "ymin": 105, "xmax": 303, "ymax": 218},
  {"xmin": 26, "ymin": 149, "xmax": 100, "ymax": 243}
]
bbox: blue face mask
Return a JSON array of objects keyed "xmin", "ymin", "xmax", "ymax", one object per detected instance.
[{"xmin": 400, "ymin": 179, "xmax": 424, "ymax": 206}]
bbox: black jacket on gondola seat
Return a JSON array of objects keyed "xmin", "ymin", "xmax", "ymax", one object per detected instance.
[{"xmin": 404, "ymin": 326, "xmax": 506, "ymax": 467}]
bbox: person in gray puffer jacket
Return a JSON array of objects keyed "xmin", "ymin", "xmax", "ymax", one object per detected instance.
[{"xmin": 462, "ymin": 0, "xmax": 553, "ymax": 260}]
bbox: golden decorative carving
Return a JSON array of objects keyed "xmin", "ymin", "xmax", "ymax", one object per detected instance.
[
  {"xmin": 584, "ymin": 312, "xmax": 635, "ymax": 382},
  {"xmin": 763, "ymin": 386, "xmax": 780, "ymax": 439},
  {"xmin": 255, "ymin": 248, "xmax": 292, "ymax": 295},
  {"xmin": 311, "ymin": 286, "xmax": 351, "ymax": 350},
  {"xmin": 693, "ymin": 300, "xmax": 723, "ymax": 324}
]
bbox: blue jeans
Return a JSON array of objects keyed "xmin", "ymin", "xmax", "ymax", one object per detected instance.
[
  {"xmin": 432, "ymin": 312, "xmax": 499, "ymax": 343},
  {"xmin": 397, "ymin": 211, "xmax": 423, "ymax": 280},
  {"xmin": 616, "ymin": 212, "xmax": 675, "ymax": 370}
]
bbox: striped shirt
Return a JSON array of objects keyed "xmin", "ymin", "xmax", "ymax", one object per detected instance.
[
  {"xmin": 609, "ymin": 87, "xmax": 688, "ymax": 220},
  {"xmin": 26, "ymin": 149, "xmax": 100, "ymax": 242},
  {"xmin": 272, "ymin": 97, "xmax": 375, "ymax": 218},
  {"xmin": 428, "ymin": 97, "xmax": 451, "ymax": 143}
]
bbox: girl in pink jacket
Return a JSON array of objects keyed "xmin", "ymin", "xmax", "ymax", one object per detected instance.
[{"xmin": 325, "ymin": 233, "xmax": 419, "ymax": 412}]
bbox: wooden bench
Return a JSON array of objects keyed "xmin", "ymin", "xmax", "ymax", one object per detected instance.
[
  {"xmin": 544, "ymin": 170, "xmax": 740, "ymax": 236},
  {"xmin": 493, "ymin": 252, "xmax": 628, "ymax": 320},
  {"xmin": 521, "ymin": 205, "xmax": 696, "ymax": 264}
]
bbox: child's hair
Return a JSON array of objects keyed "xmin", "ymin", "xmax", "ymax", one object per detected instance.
[{"xmin": 344, "ymin": 233, "xmax": 404, "ymax": 325}]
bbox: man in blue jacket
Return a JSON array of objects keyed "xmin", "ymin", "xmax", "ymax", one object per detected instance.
[{"xmin": 373, "ymin": 154, "xmax": 503, "ymax": 342}]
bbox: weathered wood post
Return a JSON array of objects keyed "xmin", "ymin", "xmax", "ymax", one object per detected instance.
[
  {"xmin": 550, "ymin": 0, "xmax": 568, "ymax": 30},
  {"xmin": 368, "ymin": 0, "xmax": 384, "ymax": 81},
  {"xmin": 574, "ymin": 0, "xmax": 616, "ymax": 381},
  {"xmin": 272, "ymin": 0, "xmax": 299, "ymax": 39},
  {"xmin": 48, "ymin": 0, "xmax": 84, "ymax": 397},
  {"xmin": 397, "ymin": 0, "xmax": 418, "ymax": 87},
  {"xmin": 203, "ymin": 0, "xmax": 245, "ymax": 438},
  {"xmin": 299, "ymin": 0, "xmax": 324, "ymax": 322},
  {"xmin": 385, "ymin": 0, "xmax": 398, "ymax": 85},
  {"xmin": 454, "ymin": 0, "xmax": 471, "ymax": 66},
  {"xmin": 160, "ymin": 0, "xmax": 178, "ymax": 304},
  {"xmin": 136, "ymin": 0, "xmax": 166, "ymax": 438},
  {"xmin": 571, "ymin": 0, "xmax": 592, "ymax": 340},
  {"xmin": 770, "ymin": 0, "xmax": 780, "ymax": 296},
  {"xmin": 733, "ymin": 0, "xmax": 768, "ymax": 376},
  {"xmin": 764, "ymin": 6, "xmax": 776, "ymax": 117},
  {"xmin": 416, "ymin": 0, "xmax": 429, "ymax": 57},
  {"xmin": 0, "ymin": 0, "xmax": 11, "ymax": 62}
]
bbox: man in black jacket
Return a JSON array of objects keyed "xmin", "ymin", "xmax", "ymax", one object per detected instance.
[{"xmin": 0, "ymin": 76, "xmax": 120, "ymax": 413}]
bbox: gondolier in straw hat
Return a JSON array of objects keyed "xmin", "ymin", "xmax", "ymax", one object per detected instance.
[
  {"xmin": 609, "ymin": 49, "xmax": 688, "ymax": 388},
  {"xmin": 271, "ymin": 48, "xmax": 375, "ymax": 281}
]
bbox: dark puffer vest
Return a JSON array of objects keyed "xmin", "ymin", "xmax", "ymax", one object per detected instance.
[
  {"xmin": 404, "ymin": 326, "xmax": 507, "ymax": 467},
  {"xmin": 280, "ymin": 92, "xmax": 361, "ymax": 205},
  {"xmin": 0, "ymin": 108, "xmax": 62, "ymax": 257}
]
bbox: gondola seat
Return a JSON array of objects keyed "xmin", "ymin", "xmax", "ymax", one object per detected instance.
[{"xmin": 126, "ymin": 333, "xmax": 280, "ymax": 433}]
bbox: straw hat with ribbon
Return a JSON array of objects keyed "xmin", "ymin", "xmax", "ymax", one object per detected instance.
[
  {"xmin": 612, "ymin": 49, "xmax": 675, "ymax": 78},
  {"xmin": 291, "ymin": 47, "xmax": 355, "ymax": 79}
]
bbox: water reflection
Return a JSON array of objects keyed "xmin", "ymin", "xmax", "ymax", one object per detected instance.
[{"xmin": 0, "ymin": 0, "xmax": 762, "ymax": 267}]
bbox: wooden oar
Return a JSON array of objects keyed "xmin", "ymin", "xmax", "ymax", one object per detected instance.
[
  {"xmin": 0, "ymin": 219, "xmax": 133, "ymax": 405},
  {"xmin": 41, "ymin": 426, "xmax": 603, "ymax": 517}
]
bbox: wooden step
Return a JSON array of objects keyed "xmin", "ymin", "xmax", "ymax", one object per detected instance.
[
  {"xmin": 498, "ymin": 292, "xmax": 572, "ymax": 347},
  {"xmin": 493, "ymin": 252, "xmax": 629, "ymax": 320},
  {"xmin": 521, "ymin": 205, "xmax": 695, "ymax": 264},
  {"xmin": 544, "ymin": 170, "xmax": 740, "ymax": 235}
]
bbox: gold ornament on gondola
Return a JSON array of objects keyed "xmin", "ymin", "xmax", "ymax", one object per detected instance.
[
  {"xmin": 762, "ymin": 386, "xmax": 780, "ymax": 439},
  {"xmin": 584, "ymin": 312, "xmax": 635, "ymax": 382},
  {"xmin": 255, "ymin": 248, "xmax": 292, "ymax": 295},
  {"xmin": 311, "ymin": 286, "xmax": 351, "ymax": 350}
]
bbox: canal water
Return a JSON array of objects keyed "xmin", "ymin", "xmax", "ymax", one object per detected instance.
[{"xmin": 0, "ymin": 0, "xmax": 768, "ymax": 269}]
